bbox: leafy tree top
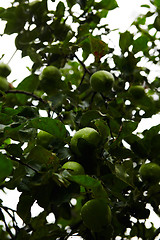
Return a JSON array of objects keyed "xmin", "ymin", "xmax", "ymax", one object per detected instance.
[{"xmin": 0, "ymin": 0, "xmax": 160, "ymax": 239}]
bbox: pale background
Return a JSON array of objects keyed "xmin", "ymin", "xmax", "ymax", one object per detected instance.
[{"xmin": 0, "ymin": 0, "xmax": 160, "ymax": 239}]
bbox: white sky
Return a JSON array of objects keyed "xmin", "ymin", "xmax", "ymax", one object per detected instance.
[{"xmin": 0, "ymin": 0, "xmax": 160, "ymax": 238}]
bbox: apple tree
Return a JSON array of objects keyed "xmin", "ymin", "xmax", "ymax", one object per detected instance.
[{"xmin": 0, "ymin": 0, "xmax": 160, "ymax": 239}]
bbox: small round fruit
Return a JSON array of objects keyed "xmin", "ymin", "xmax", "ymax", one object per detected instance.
[
  {"xmin": 90, "ymin": 70, "xmax": 114, "ymax": 93},
  {"xmin": 39, "ymin": 66, "xmax": 62, "ymax": 95},
  {"xmin": 0, "ymin": 77, "xmax": 9, "ymax": 91},
  {"xmin": 0, "ymin": 63, "xmax": 11, "ymax": 78},
  {"xmin": 37, "ymin": 130, "xmax": 54, "ymax": 148},
  {"xmin": 129, "ymin": 85, "xmax": 145, "ymax": 99},
  {"xmin": 62, "ymin": 161, "xmax": 85, "ymax": 175},
  {"xmin": 81, "ymin": 199, "xmax": 111, "ymax": 232},
  {"xmin": 70, "ymin": 127, "xmax": 100, "ymax": 155},
  {"xmin": 139, "ymin": 162, "xmax": 160, "ymax": 183}
]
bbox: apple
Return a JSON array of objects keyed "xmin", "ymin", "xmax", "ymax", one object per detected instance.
[
  {"xmin": 0, "ymin": 63, "xmax": 11, "ymax": 78},
  {"xmin": 0, "ymin": 77, "xmax": 9, "ymax": 91},
  {"xmin": 39, "ymin": 66, "xmax": 62, "ymax": 95},
  {"xmin": 62, "ymin": 161, "xmax": 85, "ymax": 175},
  {"xmin": 129, "ymin": 85, "xmax": 145, "ymax": 99},
  {"xmin": 37, "ymin": 130, "xmax": 54, "ymax": 148},
  {"xmin": 81, "ymin": 198, "xmax": 111, "ymax": 232},
  {"xmin": 90, "ymin": 70, "xmax": 114, "ymax": 93},
  {"xmin": 139, "ymin": 162, "xmax": 160, "ymax": 183},
  {"xmin": 70, "ymin": 127, "xmax": 100, "ymax": 155}
]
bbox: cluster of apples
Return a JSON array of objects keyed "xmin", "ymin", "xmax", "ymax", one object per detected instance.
[{"xmin": 0, "ymin": 63, "xmax": 11, "ymax": 92}]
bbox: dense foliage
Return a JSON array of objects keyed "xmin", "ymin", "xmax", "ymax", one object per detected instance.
[{"xmin": 0, "ymin": 0, "xmax": 160, "ymax": 239}]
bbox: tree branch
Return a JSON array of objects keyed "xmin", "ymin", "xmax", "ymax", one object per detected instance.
[
  {"xmin": 74, "ymin": 53, "xmax": 91, "ymax": 75},
  {"xmin": 9, "ymin": 155, "xmax": 39, "ymax": 173},
  {"xmin": 5, "ymin": 90, "xmax": 46, "ymax": 104}
]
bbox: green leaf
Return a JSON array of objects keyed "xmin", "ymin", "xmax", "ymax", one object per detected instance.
[
  {"xmin": 0, "ymin": 113, "xmax": 12, "ymax": 125},
  {"xmin": 89, "ymin": 35, "xmax": 108, "ymax": 61},
  {"xmin": 14, "ymin": 229, "xmax": 30, "ymax": 240},
  {"xmin": 0, "ymin": 153, "xmax": 13, "ymax": 182},
  {"xmin": 16, "ymin": 74, "xmax": 39, "ymax": 104},
  {"xmin": 80, "ymin": 110, "xmax": 102, "ymax": 127},
  {"xmin": 55, "ymin": 2, "xmax": 65, "ymax": 19},
  {"xmin": 154, "ymin": 0, "xmax": 160, "ymax": 8},
  {"xmin": 133, "ymin": 34, "xmax": 149, "ymax": 53},
  {"xmin": 119, "ymin": 31, "xmax": 133, "ymax": 53},
  {"xmin": 69, "ymin": 175, "xmax": 109, "ymax": 200},
  {"xmin": 29, "ymin": 117, "xmax": 67, "ymax": 139},
  {"xmin": 94, "ymin": 119, "xmax": 110, "ymax": 140},
  {"xmin": 95, "ymin": 0, "xmax": 118, "ymax": 10},
  {"xmin": 121, "ymin": 120, "xmax": 138, "ymax": 138},
  {"xmin": 27, "ymin": 47, "xmax": 42, "ymax": 65},
  {"xmin": 27, "ymin": 145, "xmax": 59, "ymax": 169},
  {"xmin": 114, "ymin": 160, "xmax": 135, "ymax": 188},
  {"xmin": 17, "ymin": 193, "xmax": 34, "ymax": 223},
  {"xmin": 6, "ymin": 144, "xmax": 23, "ymax": 158}
]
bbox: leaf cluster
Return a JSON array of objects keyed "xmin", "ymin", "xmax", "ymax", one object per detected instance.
[{"xmin": 0, "ymin": 0, "xmax": 160, "ymax": 239}]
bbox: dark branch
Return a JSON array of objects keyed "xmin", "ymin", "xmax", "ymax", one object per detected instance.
[
  {"xmin": 5, "ymin": 90, "xmax": 46, "ymax": 104},
  {"xmin": 74, "ymin": 53, "xmax": 91, "ymax": 75},
  {"xmin": 9, "ymin": 155, "xmax": 39, "ymax": 173}
]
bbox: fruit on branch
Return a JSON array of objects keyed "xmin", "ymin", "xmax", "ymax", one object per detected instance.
[
  {"xmin": 0, "ymin": 63, "xmax": 11, "ymax": 78},
  {"xmin": 0, "ymin": 76, "xmax": 9, "ymax": 91},
  {"xmin": 62, "ymin": 161, "xmax": 85, "ymax": 175},
  {"xmin": 128, "ymin": 85, "xmax": 145, "ymax": 99},
  {"xmin": 39, "ymin": 66, "xmax": 62, "ymax": 95},
  {"xmin": 139, "ymin": 162, "xmax": 160, "ymax": 183},
  {"xmin": 37, "ymin": 130, "xmax": 54, "ymax": 148},
  {"xmin": 90, "ymin": 70, "xmax": 114, "ymax": 93},
  {"xmin": 81, "ymin": 198, "xmax": 111, "ymax": 232},
  {"xmin": 70, "ymin": 127, "xmax": 100, "ymax": 155}
]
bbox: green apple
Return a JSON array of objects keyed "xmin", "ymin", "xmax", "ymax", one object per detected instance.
[
  {"xmin": 90, "ymin": 70, "xmax": 114, "ymax": 93},
  {"xmin": 139, "ymin": 162, "xmax": 160, "ymax": 183},
  {"xmin": 81, "ymin": 198, "xmax": 111, "ymax": 232},
  {"xmin": 0, "ymin": 77, "xmax": 9, "ymax": 91},
  {"xmin": 70, "ymin": 127, "xmax": 100, "ymax": 155},
  {"xmin": 62, "ymin": 161, "xmax": 85, "ymax": 175},
  {"xmin": 39, "ymin": 66, "xmax": 62, "ymax": 95},
  {"xmin": 0, "ymin": 63, "xmax": 11, "ymax": 78},
  {"xmin": 37, "ymin": 130, "xmax": 54, "ymax": 148},
  {"xmin": 129, "ymin": 85, "xmax": 145, "ymax": 99}
]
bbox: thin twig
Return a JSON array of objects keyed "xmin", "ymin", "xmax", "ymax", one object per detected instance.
[
  {"xmin": 77, "ymin": 71, "xmax": 86, "ymax": 90},
  {"xmin": 7, "ymin": 49, "xmax": 17, "ymax": 65},
  {"xmin": 113, "ymin": 124, "xmax": 123, "ymax": 143},
  {"xmin": 1, "ymin": 206, "xmax": 19, "ymax": 230},
  {"xmin": 0, "ymin": 209, "xmax": 15, "ymax": 239},
  {"xmin": 5, "ymin": 90, "xmax": 46, "ymax": 104},
  {"xmin": 9, "ymin": 155, "xmax": 39, "ymax": 173},
  {"xmin": 106, "ymin": 118, "xmax": 114, "ymax": 139},
  {"xmin": 74, "ymin": 53, "xmax": 91, "ymax": 75}
]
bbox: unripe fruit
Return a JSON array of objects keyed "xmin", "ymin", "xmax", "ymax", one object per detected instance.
[
  {"xmin": 62, "ymin": 161, "xmax": 85, "ymax": 175},
  {"xmin": 37, "ymin": 130, "xmax": 54, "ymax": 148},
  {"xmin": 129, "ymin": 85, "xmax": 145, "ymax": 99},
  {"xmin": 0, "ymin": 77, "xmax": 9, "ymax": 91},
  {"xmin": 70, "ymin": 127, "xmax": 100, "ymax": 155},
  {"xmin": 39, "ymin": 66, "xmax": 62, "ymax": 95},
  {"xmin": 81, "ymin": 199, "xmax": 111, "ymax": 232},
  {"xmin": 139, "ymin": 162, "xmax": 160, "ymax": 183},
  {"xmin": 0, "ymin": 63, "xmax": 11, "ymax": 78},
  {"xmin": 90, "ymin": 70, "xmax": 114, "ymax": 93}
]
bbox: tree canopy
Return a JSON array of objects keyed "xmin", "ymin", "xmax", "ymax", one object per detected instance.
[{"xmin": 0, "ymin": 0, "xmax": 160, "ymax": 239}]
